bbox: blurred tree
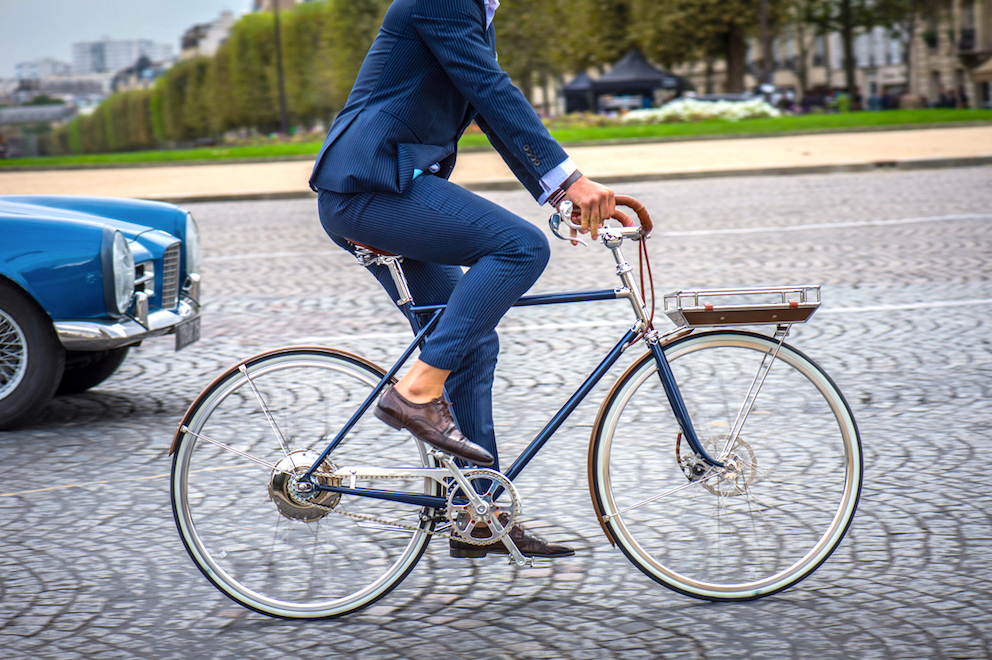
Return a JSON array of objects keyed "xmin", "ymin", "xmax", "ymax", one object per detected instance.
[
  {"xmin": 206, "ymin": 42, "xmax": 237, "ymax": 135},
  {"xmin": 633, "ymin": 0, "xmax": 789, "ymax": 93},
  {"xmin": 495, "ymin": 0, "xmax": 564, "ymax": 107},
  {"xmin": 324, "ymin": 0, "xmax": 391, "ymax": 104},
  {"xmin": 871, "ymin": 0, "xmax": 951, "ymax": 95},
  {"xmin": 790, "ymin": 0, "xmax": 835, "ymax": 96},
  {"xmin": 24, "ymin": 94, "xmax": 65, "ymax": 106},
  {"xmin": 227, "ymin": 12, "xmax": 281, "ymax": 133},
  {"xmin": 556, "ymin": 0, "xmax": 634, "ymax": 72}
]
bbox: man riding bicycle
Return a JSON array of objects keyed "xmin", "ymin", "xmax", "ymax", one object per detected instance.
[{"xmin": 311, "ymin": 0, "xmax": 616, "ymax": 558}]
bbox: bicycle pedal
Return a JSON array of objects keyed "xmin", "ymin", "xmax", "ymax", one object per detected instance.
[{"xmin": 507, "ymin": 555, "xmax": 535, "ymax": 568}]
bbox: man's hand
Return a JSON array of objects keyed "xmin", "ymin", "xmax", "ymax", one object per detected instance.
[{"xmin": 565, "ymin": 176, "xmax": 615, "ymax": 241}]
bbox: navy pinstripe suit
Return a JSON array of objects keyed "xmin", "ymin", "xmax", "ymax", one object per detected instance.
[{"xmin": 312, "ymin": 0, "xmax": 572, "ymax": 468}]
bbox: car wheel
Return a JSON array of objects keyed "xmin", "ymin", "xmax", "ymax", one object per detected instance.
[
  {"xmin": 0, "ymin": 279, "xmax": 66, "ymax": 430},
  {"xmin": 58, "ymin": 347, "xmax": 130, "ymax": 395}
]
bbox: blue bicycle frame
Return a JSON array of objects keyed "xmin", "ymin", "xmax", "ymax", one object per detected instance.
[{"xmin": 301, "ymin": 284, "xmax": 722, "ymax": 510}]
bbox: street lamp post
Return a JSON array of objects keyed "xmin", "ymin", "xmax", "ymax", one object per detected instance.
[
  {"xmin": 273, "ymin": 0, "xmax": 289, "ymax": 135},
  {"xmin": 760, "ymin": 0, "xmax": 773, "ymax": 86}
]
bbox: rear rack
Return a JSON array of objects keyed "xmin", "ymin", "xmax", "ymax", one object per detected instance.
[{"xmin": 663, "ymin": 286, "xmax": 821, "ymax": 328}]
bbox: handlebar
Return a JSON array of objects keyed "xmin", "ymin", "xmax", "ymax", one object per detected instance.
[{"xmin": 552, "ymin": 196, "xmax": 653, "ymax": 245}]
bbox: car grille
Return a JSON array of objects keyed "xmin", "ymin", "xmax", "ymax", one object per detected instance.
[{"xmin": 161, "ymin": 243, "xmax": 181, "ymax": 309}]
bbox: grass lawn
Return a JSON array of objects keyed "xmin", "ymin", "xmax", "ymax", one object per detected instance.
[{"xmin": 3, "ymin": 108, "xmax": 990, "ymax": 169}]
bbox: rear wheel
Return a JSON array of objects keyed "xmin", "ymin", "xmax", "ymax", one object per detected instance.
[
  {"xmin": 171, "ymin": 346, "xmax": 439, "ymax": 619},
  {"xmin": 589, "ymin": 330, "xmax": 862, "ymax": 600},
  {"xmin": 0, "ymin": 279, "xmax": 65, "ymax": 430}
]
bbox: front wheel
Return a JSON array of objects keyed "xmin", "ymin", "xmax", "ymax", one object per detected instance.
[
  {"xmin": 57, "ymin": 346, "xmax": 130, "ymax": 394},
  {"xmin": 171, "ymin": 347, "xmax": 439, "ymax": 619},
  {"xmin": 589, "ymin": 330, "xmax": 862, "ymax": 601},
  {"xmin": 0, "ymin": 279, "xmax": 65, "ymax": 430}
]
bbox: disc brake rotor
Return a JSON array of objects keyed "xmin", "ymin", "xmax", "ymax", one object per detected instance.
[{"xmin": 700, "ymin": 434, "xmax": 757, "ymax": 496}]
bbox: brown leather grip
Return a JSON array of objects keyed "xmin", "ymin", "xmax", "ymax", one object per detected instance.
[
  {"xmin": 615, "ymin": 195, "xmax": 653, "ymax": 236},
  {"xmin": 567, "ymin": 195, "xmax": 653, "ymax": 236}
]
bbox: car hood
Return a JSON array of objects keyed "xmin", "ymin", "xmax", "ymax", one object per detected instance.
[{"xmin": 0, "ymin": 195, "xmax": 186, "ymax": 239}]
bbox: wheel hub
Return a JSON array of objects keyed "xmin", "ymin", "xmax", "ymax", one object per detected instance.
[
  {"xmin": 677, "ymin": 433, "xmax": 757, "ymax": 496},
  {"xmin": 701, "ymin": 435, "xmax": 756, "ymax": 497},
  {"xmin": 0, "ymin": 310, "xmax": 28, "ymax": 400},
  {"xmin": 269, "ymin": 450, "xmax": 342, "ymax": 522}
]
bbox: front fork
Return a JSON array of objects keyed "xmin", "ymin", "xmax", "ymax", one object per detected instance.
[
  {"xmin": 648, "ymin": 323, "xmax": 792, "ymax": 469},
  {"xmin": 646, "ymin": 331, "xmax": 725, "ymax": 469}
]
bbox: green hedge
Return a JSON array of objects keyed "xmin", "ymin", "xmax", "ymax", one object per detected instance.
[{"xmin": 47, "ymin": 0, "xmax": 389, "ymax": 155}]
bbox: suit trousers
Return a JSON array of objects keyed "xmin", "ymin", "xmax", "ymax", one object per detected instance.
[{"xmin": 317, "ymin": 175, "xmax": 551, "ymax": 468}]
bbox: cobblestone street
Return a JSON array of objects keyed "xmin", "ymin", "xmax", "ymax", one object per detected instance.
[{"xmin": 2, "ymin": 166, "xmax": 991, "ymax": 659}]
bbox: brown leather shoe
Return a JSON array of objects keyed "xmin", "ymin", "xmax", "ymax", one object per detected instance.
[
  {"xmin": 449, "ymin": 515, "xmax": 575, "ymax": 558},
  {"xmin": 374, "ymin": 385, "xmax": 495, "ymax": 466}
]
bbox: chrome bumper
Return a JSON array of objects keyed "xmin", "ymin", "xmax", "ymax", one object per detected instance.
[{"xmin": 56, "ymin": 297, "xmax": 200, "ymax": 351}]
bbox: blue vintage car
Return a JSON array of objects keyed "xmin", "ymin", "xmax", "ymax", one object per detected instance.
[{"xmin": 0, "ymin": 195, "xmax": 202, "ymax": 430}]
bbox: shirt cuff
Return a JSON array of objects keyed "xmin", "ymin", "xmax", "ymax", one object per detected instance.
[{"xmin": 537, "ymin": 157, "xmax": 578, "ymax": 205}]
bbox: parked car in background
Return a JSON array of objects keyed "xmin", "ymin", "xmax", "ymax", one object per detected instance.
[{"xmin": 0, "ymin": 195, "xmax": 202, "ymax": 430}]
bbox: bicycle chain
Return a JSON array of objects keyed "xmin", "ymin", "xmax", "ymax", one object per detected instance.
[
  {"xmin": 305, "ymin": 469, "xmax": 520, "ymax": 542},
  {"xmin": 308, "ymin": 470, "xmax": 454, "ymax": 538}
]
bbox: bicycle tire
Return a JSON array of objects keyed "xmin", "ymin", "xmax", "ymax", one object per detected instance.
[
  {"xmin": 589, "ymin": 330, "xmax": 862, "ymax": 601},
  {"xmin": 171, "ymin": 346, "xmax": 439, "ymax": 619}
]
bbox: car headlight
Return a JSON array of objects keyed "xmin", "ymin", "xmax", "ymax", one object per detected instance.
[
  {"xmin": 101, "ymin": 228, "xmax": 135, "ymax": 317},
  {"xmin": 185, "ymin": 212, "xmax": 202, "ymax": 276}
]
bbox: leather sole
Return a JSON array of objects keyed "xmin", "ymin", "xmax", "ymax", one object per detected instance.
[
  {"xmin": 449, "ymin": 542, "xmax": 575, "ymax": 559},
  {"xmin": 373, "ymin": 405, "xmax": 405, "ymax": 430},
  {"xmin": 449, "ymin": 545, "xmax": 491, "ymax": 558}
]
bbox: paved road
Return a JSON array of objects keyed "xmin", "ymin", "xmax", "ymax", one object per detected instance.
[{"xmin": 2, "ymin": 166, "xmax": 991, "ymax": 659}]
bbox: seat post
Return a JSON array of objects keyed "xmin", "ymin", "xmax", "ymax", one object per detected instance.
[{"xmin": 381, "ymin": 256, "xmax": 413, "ymax": 306}]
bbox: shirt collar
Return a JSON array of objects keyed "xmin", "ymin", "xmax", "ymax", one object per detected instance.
[{"xmin": 485, "ymin": 0, "xmax": 500, "ymax": 27}]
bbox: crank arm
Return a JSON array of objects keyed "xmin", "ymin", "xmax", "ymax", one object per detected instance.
[
  {"xmin": 432, "ymin": 451, "xmax": 492, "ymax": 511},
  {"xmin": 501, "ymin": 535, "xmax": 533, "ymax": 567}
]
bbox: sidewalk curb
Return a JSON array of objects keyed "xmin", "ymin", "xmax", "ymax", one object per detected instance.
[
  {"xmin": 3, "ymin": 120, "xmax": 991, "ymax": 173},
  {"xmin": 154, "ymin": 155, "xmax": 992, "ymax": 205}
]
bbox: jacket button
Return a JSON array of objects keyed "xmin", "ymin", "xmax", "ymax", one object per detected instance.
[{"xmin": 429, "ymin": 163, "xmax": 440, "ymax": 173}]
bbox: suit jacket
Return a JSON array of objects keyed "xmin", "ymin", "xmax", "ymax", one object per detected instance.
[{"xmin": 309, "ymin": 0, "xmax": 567, "ymax": 202}]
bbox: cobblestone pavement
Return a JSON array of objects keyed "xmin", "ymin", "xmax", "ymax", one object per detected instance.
[{"xmin": 2, "ymin": 167, "xmax": 991, "ymax": 659}]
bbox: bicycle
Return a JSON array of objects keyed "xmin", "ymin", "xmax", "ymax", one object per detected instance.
[{"xmin": 169, "ymin": 197, "xmax": 863, "ymax": 619}]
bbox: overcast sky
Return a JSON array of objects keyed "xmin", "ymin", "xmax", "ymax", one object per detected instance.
[{"xmin": 0, "ymin": 0, "xmax": 254, "ymax": 78}]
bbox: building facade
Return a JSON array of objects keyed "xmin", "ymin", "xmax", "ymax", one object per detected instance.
[
  {"xmin": 71, "ymin": 39, "xmax": 174, "ymax": 76},
  {"xmin": 673, "ymin": 0, "xmax": 992, "ymax": 108},
  {"xmin": 252, "ymin": 0, "xmax": 304, "ymax": 11},
  {"xmin": 15, "ymin": 58, "xmax": 72, "ymax": 81},
  {"xmin": 181, "ymin": 11, "xmax": 236, "ymax": 59}
]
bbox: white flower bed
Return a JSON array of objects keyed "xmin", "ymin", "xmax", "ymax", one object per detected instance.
[{"xmin": 623, "ymin": 98, "xmax": 781, "ymax": 123}]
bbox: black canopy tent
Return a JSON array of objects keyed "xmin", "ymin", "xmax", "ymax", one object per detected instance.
[
  {"xmin": 562, "ymin": 71, "xmax": 594, "ymax": 113},
  {"xmin": 562, "ymin": 49, "xmax": 691, "ymax": 113}
]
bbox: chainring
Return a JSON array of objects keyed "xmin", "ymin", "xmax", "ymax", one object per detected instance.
[{"xmin": 445, "ymin": 469, "xmax": 520, "ymax": 546}]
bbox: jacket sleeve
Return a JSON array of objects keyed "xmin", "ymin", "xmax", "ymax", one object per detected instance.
[
  {"xmin": 411, "ymin": 0, "xmax": 567, "ymax": 198},
  {"xmin": 474, "ymin": 115, "xmax": 544, "ymax": 200}
]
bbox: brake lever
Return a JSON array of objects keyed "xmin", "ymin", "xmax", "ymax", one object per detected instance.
[{"xmin": 549, "ymin": 211, "xmax": 588, "ymax": 246}]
